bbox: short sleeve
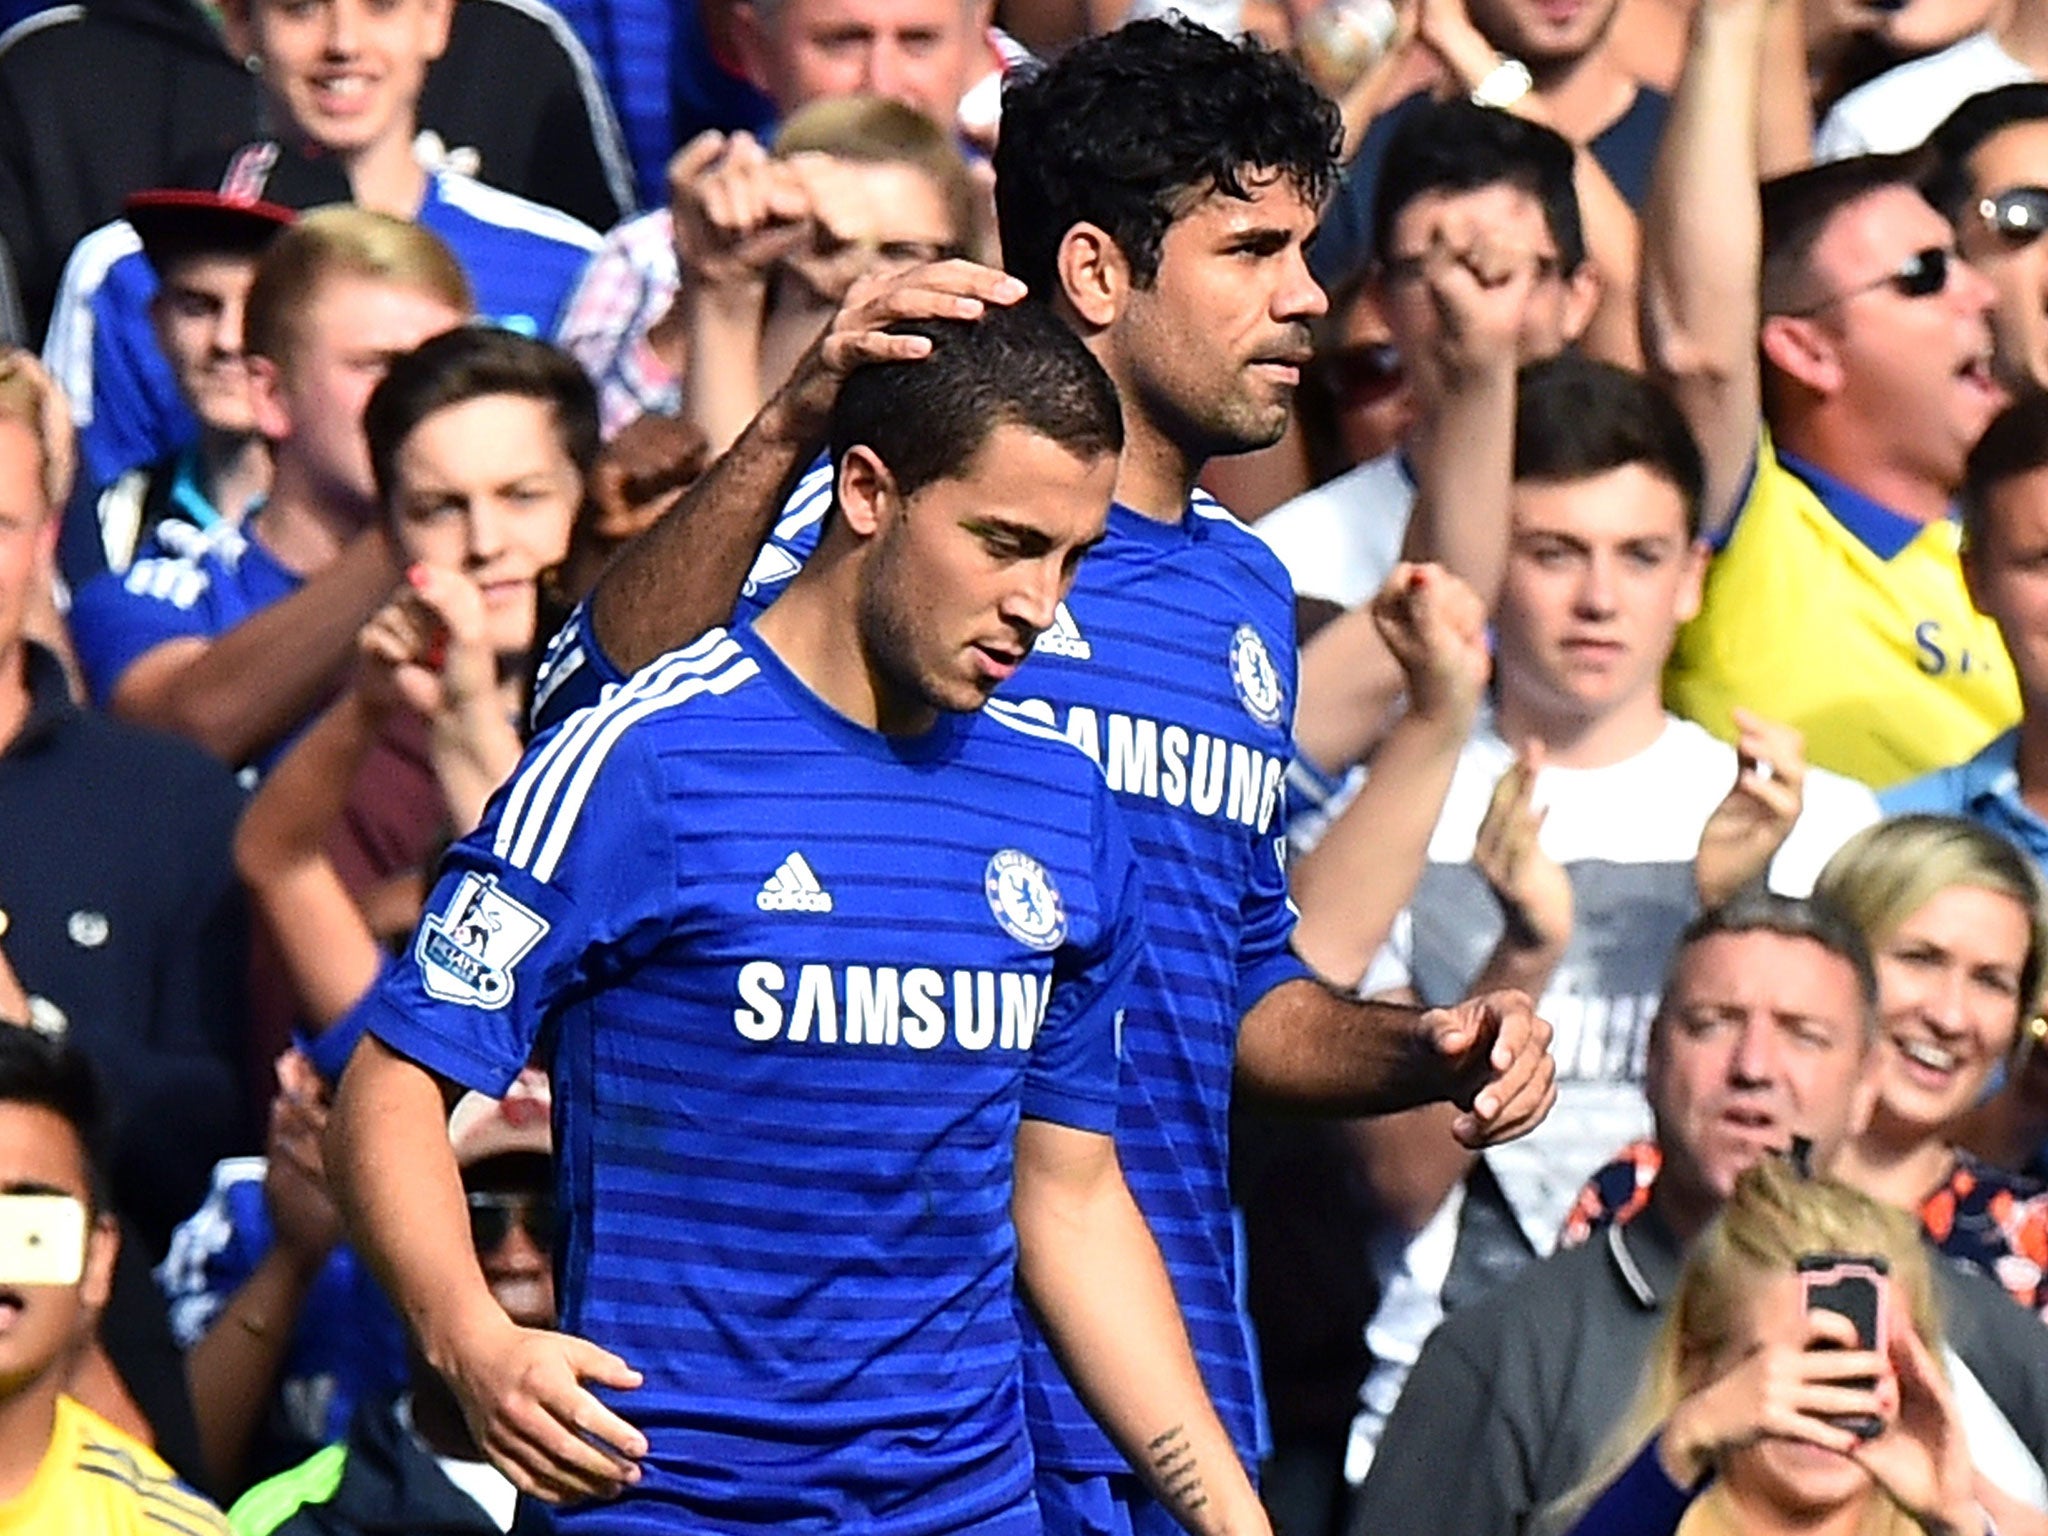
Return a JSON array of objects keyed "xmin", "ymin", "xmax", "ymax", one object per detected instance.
[
  {"xmin": 69, "ymin": 557, "xmax": 218, "ymax": 704},
  {"xmin": 1020, "ymin": 791, "xmax": 1146, "ymax": 1133},
  {"xmin": 529, "ymin": 600, "xmax": 627, "ymax": 735},
  {"xmin": 1239, "ymin": 633, "xmax": 1312, "ymax": 1014},
  {"xmin": 350, "ymin": 714, "xmax": 680, "ymax": 1095},
  {"xmin": 154, "ymin": 1160, "xmax": 271, "ymax": 1348}
]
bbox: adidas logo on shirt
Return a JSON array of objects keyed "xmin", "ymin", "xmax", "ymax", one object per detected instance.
[
  {"xmin": 757, "ymin": 852, "xmax": 834, "ymax": 913},
  {"xmin": 1032, "ymin": 603, "xmax": 1092, "ymax": 661}
]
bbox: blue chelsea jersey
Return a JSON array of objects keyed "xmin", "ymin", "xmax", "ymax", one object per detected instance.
[
  {"xmin": 533, "ymin": 463, "xmax": 1311, "ymax": 1472},
  {"xmin": 358, "ymin": 624, "xmax": 1145, "ymax": 1534}
]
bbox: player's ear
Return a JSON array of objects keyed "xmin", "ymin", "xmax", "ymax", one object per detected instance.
[
  {"xmin": 80, "ymin": 1210, "xmax": 118, "ymax": 1316},
  {"xmin": 835, "ymin": 445, "xmax": 897, "ymax": 539},
  {"xmin": 1057, "ymin": 222, "xmax": 1129, "ymax": 332}
]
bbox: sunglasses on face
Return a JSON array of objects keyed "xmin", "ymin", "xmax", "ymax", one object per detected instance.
[
  {"xmin": 1980, "ymin": 186, "xmax": 2048, "ymax": 248},
  {"xmin": 467, "ymin": 1189, "xmax": 556, "ymax": 1254},
  {"xmin": 1779, "ymin": 245, "xmax": 1956, "ymax": 316}
]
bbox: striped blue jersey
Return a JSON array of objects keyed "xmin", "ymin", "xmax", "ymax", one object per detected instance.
[
  {"xmin": 534, "ymin": 467, "xmax": 1312, "ymax": 1473},
  {"xmin": 356, "ymin": 624, "xmax": 1145, "ymax": 1534}
]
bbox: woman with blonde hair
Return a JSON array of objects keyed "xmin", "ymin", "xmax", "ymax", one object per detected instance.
[{"xmin": 1557, "ymin": 1157, "xmax": 2003, "ymax": 1536}]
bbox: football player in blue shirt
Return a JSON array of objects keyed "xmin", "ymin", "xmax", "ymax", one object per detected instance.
[
  {"xmin": 530, "ymin": 21, "xmax": 1560, "ymax": 1536},
  {"xmin": 328, "ymin": 303, "xmax": 1278, "ymax": 1536}
]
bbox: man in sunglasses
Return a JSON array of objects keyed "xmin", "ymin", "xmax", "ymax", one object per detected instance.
[
  {"xmin": 1928, "ymin": 83, "xmax": 2048, "ymax": 399},
  {"xmin": 229, "ymin": 1071, "xmax": 560, "ymax": 1536},
  {"xmin": 1648, "ymin": 0, "xmax": 2016, "ymax": 793}
]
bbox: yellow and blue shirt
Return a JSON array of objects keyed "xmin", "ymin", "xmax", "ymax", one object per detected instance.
[
  {"xmin": 1666, "ymin": 435, "xmax": 2018, "ymax": 789},
  {"xmin": 0, "ymin": 1395, "xmax": 227, "ymax": 1534}
]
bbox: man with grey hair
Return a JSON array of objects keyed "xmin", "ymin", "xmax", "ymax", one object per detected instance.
[{"xmin": 1348, "ymin": 889, "xmax": 2048, "ymax": 1536}]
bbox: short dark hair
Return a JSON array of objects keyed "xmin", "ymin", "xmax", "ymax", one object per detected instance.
[
  {"xmin": 1660, "ymin": 888, "xmax": 1881, "ymax": 1045},
  {"xmin": 0, "ymin": 1028, "xmax": 110, "ymax": 1213},
  {"xmin": 1760, "ymin": 152, "xmax": 1928, "ymax": 316},
  {"xmin": 1513, "ymin": 354, "xmax": 1706, "ymax": 537},
  {"xmin": 994, "ymin": 16, "xmax": 1341, "ymax": 298},
  {"xmin": 363, "ymin": 326, "xmax": 601, "ymax": 514},
  {"xmin": 828, "ymin": 302, "xmax": 1123, "ymax": 501},
  {"xmin": 1961, "ymin": 391, "xmax": 2048, "ymax": 552},
  {"xmin": 1924, "ymin": 83, "xmax": 2048, "ymax": 221},
  {"xmin": 1371, "ymin": 100, "xmax": 1586, "ymax": 274}
]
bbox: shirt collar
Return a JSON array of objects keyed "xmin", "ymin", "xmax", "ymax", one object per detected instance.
[
  {"xmin": 1776, "ymin": 449, "xmax": 1939, "ymax": 561},
  {"xmin": 8, "ymin": 644, "xmax": 77, "ymax": 755},
  {"xmin": 166, "ymin": 444, "xmax": 223, "ymax": 532},
  {"xmin": 1609, "ymin": 1203, "xmax": 1684, "ymax": 1308}
]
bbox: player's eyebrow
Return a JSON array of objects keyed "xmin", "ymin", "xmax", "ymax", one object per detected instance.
[{"xmin": 1, "ymin": 1181, "xmax": 70, "ymax": 1198}]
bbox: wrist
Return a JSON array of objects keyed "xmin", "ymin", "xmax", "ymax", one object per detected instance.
[
  {"xmin": 1469, "ymin": 54, "xmax": 1534, "ymax": 107},
  {"xmin": 419, "ymin": 1291, "xmax": 513, "ymax": 1380}
]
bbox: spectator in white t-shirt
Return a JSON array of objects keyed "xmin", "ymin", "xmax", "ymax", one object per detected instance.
[
  {"xmin": 1289, "ymin": 354, "xmax": 1881, "ymax": 1484},
  {"xmin": 1816, "ymin": 0, "xmax": 2048, "ymax": 159}
]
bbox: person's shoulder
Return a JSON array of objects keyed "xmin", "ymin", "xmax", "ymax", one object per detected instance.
[
  {"xmin": 1799, "ymin": 757, "xmax": 1884, "ymax": 821},
  {"xmin": 0, "ymin": 0, "xmax": 81, "ymax": 65},
  {"xmin": 540, "ymin": 627, "xmax": 765, "ymax": 755},
  {"xmin": 1878, "ymin": 747, "xmax": 1989, "ymax": 816},
  {"xmin": 63, "ymin": 698, "xmax": 247, "ymax": 806},
  {"xmin": 428, "ymin": 169, "xmax": 604, "ymax": 252},
  {"xmin": 1187, "ymin": 491, "xmax": 1296, "ymax": 609},
  {"xmin": 592, "ymin": 205, "xmax": 674, "ymax": 261},
  {"xmin": 62, "ymin": 1397, "xmax": 230, "ymax": 1532}
]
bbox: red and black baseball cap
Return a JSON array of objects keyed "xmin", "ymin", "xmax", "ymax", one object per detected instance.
[{"xmin": 125, "ymin": 139, "xmax": 354, "ymax": 274}]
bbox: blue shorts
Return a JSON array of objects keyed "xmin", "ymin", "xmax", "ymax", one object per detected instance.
[{"xmin": 1035, "ymin": 1469, "xmax": 1188, "ymax": 1536}]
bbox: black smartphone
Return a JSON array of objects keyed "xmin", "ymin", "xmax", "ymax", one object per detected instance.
[{"xmin": 1796, "ymin": 1253, "xmax": 1889, "ymax": 1440}]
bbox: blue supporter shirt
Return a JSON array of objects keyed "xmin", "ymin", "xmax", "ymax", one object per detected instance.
[
  {"xmin": 1881, "ymin": 728, "xmax": 2048, "ymax": 869},
  {"xmin": 534, "ymin": 466, "xmax": 1314, "ymax": 1474},
  {"xmin": 355, "ymin": 623, "xmax": 1145, "ymax": 1534},
  {"xmin": 51, "ymin": 170, "xmax": 603, "ymax": 489},
  {"xmin": 68, "ymin": 515, "xmax": 300, "ymax": 708}
]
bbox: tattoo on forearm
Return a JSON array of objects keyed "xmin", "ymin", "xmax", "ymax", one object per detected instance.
[{"xmin": 1147, "ymin": 1426, "xmax": 1209, "ymax": 1514}]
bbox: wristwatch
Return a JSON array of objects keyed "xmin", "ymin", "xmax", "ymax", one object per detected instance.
[{"xmin": 1471, "ymin": 56, "xmax": 1535, "ymax": 109}]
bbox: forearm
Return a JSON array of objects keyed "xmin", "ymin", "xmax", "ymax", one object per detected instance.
[
  {"xmin": 329, "ymin": 1036, "xmax": 499, "ymax": 1367},
  {"xmin": 429, "ymin": 698, "xmax": 524, "ymax": 839},
  {"xmin": 234, "ymin": 691, "xmax": 380, "ymax": 886},
  {"xmin": 1470, "ymin": 930, "xmax": 1566, "ymax": 1003},
  {"xmin": 184, "ymin": 1244, "xmax": 326, "ymax": 1492},
  {"xmin": 1756, "ymin": 0, "xmax": 1812, "ymax": 178},
  {"xmin": 1639, "ymin": 0, "xmax": 1767, "ymax": 535},
  {"xmin": 588, "ymin": 390, "xmax": 813, "ymax": 676},
  {"xmin": 678, "ymin": 283, "xmax": 768, "ymax": 457},
  {"xmin": 1234, "ymin": 977, "xmax": 1450, "ymax": 1114},
  {"xmin": 124, "ymin": 532, "xmax": 399, "ymax": 766},
  {"xmin": 1290, "ymin": 708, "xmax": 1470, "ymax": 988},
  {"xmin": 1573, "ymin": 150, "xmax": 1644, "ymax": 372},
  {"xmin": 1294, "ymin": 608, "xmax": 1406, "ymax": 775},
  {"xmin": 1401, "ymin": 363, "xmax": 1517, "ymax": 612},
  {"xmin": 1013, "ymin": 1125, "xmax": 1266, "ymax": 1536}
]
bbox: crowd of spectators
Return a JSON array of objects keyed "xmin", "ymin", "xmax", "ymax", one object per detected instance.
[{"xmin": 10, "ymin": 0, "xmax": 2048, "ymax": 1528}]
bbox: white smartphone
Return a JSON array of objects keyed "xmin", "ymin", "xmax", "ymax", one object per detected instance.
[{"xmin": 0, "ymin": 1194, "xmax": 87, "ymax": 1287}]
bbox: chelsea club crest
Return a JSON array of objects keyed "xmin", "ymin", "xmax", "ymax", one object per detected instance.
[
  {"xmin": 985, "ymin": 850, "xmax": 1068, "ymax": 951},
  {"xmin": 1229, "ymin": 624, "xmax": 1284, "ymax": 727}
]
